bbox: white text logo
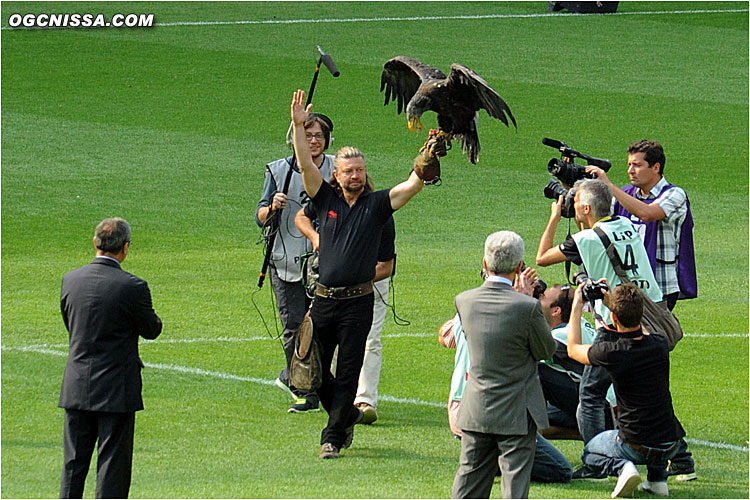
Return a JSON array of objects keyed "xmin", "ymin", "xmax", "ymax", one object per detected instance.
[{"xmin": 7, "ymin": 13, "xmax": 155, "ymax": 29}]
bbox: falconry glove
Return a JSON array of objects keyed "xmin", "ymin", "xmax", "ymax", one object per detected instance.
[{"xmin": 413, "ymin": 129, "xmax": 447, "ymax": 185}]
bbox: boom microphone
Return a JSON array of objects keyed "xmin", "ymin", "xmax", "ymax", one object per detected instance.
[
  {"xmin": 542, "ymin": 137, "xmax": 612, "ymax": 170},
  {"xmin": 316, "ymin": 45, "xmax": 340, "ymax": 77},
  {"xmin": 542, "ymin": 137, "xmax": 564, "ymax": 149}
]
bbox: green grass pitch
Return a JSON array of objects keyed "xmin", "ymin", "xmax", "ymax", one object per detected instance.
[{"xmin": 1, "ymin": 2, "xmax": 747, "ymax": 498}]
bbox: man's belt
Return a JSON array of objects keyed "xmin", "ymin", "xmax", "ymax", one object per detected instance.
[
  {"xmin": 625, "ymin": 441, "xmax": 680, "ymax": 463},
  {"xmin": 316, "ymin": 281, "xmax": 373, "ymax": 300}
]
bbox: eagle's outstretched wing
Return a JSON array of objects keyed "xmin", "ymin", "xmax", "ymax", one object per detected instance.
[
  {"xmin": 447, "ymin": 63, "xmax": 517, "ymax": 129},
  {"xmin": 380, "ymin": 56, "xmax": 446, "ymax": 114}
]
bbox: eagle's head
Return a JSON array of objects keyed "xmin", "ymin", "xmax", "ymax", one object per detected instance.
[{"xmin": 406, "ymin": 94, "xmax": 430, "ymax": 133}]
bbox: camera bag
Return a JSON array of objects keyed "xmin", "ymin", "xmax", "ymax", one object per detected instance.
[
  {"xmin": 290, "ymin": 311, "xmax": 323, "ymax": 391},
  {"xmin": 593, "ymin": 227, "xmax": 683, "ymax": 350},
  {"xmin": 300, "ymin": 251, "xmax": 320, "ymax": 299}
]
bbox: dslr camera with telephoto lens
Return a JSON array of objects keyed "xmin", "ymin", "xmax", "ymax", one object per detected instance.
[{"xmin": 544, "ymin": 179, "xmax": 577, "ymax": 218}]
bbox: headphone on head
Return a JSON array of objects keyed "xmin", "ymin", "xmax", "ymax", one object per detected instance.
[
  {"xmin": 285, "ymin": 112, "xmax": 335, "ymax": 150},
  {"xmin": 309, "ymin": 112, "xmax": 334, "ymax": 149}
]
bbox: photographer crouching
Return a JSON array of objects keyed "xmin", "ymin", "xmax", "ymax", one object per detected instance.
[{"xmin": 566, "ymin": 281, "xmax": 685, "ymax": 498}]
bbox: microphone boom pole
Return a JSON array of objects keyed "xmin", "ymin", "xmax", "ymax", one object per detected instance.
[{"xmin": 258, "ymin": 46, "xmax": 339, "ymax": 289}]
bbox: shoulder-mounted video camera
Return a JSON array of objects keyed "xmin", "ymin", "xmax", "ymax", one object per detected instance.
[{"xmin": 543, "ymin": 138, "xmax": 612, "ymax": 187}]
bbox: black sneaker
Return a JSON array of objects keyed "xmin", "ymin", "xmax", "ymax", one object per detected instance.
[
  {"xmin": 342, "ymin": 407, "xmax": 364, "ymax": 449},
  {"xmin": 288, "ymin": 397, "xmax": 320, "ymax": 413},
  {"xmin": 667, "ymin": 461, "xmax": 697, "ymax": 482},
  {"xmin": 572, "ymin": 464, "xmax": 608, "ymax": 480}
]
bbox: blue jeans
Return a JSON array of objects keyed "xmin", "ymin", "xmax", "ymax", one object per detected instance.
[
  {"xmin": 670, "ymin": 438, "xmax": 694, "ymax": 468},
  {"xmin": 532, "ymin": 435, "xmax": 572, "ymax": 483},
  {"xmin": 538, "ymin": 362, "xmax": 580, "ymax": 424},
  {"xmin": 583, "ymin": 430, "xmax": 679, "ymax": 482},
  {"xmin": 577, "ymin": 327, "xmax": 617, "ymax": 443}
]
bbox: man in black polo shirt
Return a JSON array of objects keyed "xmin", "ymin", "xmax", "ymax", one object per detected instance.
[
  {"xmin": 566, "ymin": 282, "xmax": 685, "ymax": 498},
  {"xmin": 290, "ymin": 89, "xmax": 427, "ymax": 459}
]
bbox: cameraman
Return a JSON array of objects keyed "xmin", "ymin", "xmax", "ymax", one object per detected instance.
[
  {"xmin": 536, "ymin": 178, "xmax": 663, "ymax": 326},
  {"xmin": 566, "ymin": 282, "xmax": 685, "ymax": 498},
  {"xmin": 585, "ymin": 141, "xmax": 697, "ymax": 482},
  {"xmin": 535, "ymin": 178, "xmax": 663, "ymax": 477},
  {"xmin": 585, "ymin": 140, "xmax": 696, "ymax": 312}
]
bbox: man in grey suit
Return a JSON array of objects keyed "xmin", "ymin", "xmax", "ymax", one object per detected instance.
[
  {"xmin": 451, "ymin": 231, "xmax": 556, "ymax": 499},
  {"xmin": 59, "ymin": 217, "xmax": 162, "ymax": 498}
]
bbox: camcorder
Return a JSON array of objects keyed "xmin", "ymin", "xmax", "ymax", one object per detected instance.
[
  {"xmin": 573, "ymin": 271, "xmax": 610, "ymax": 302},
  {"xmin": 542, "ymin": 138, "xmax": 612, "ymax": 218},
  {"xmin": 543, "ymin": 137, "xmax": 612, "ymax": 187}
]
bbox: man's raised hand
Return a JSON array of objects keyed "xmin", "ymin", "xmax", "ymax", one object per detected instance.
[{"xmin": 291, "ymin": 90, "xmax": 313, "ymax": 126}]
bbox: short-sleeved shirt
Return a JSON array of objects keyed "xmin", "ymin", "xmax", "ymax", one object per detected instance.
[
  {"xmin": 559, "ymin": 216, "xmax": 662, "ymax": 325},
  {"xmin": 305, "ymin": 203, "xmax": 396, "ymax": 264},
  {"xmin": 377, "ymin": 216, "xmax": 396, "ymax": 263},
  {"xmin": 543, "ymin": 319, "xmax": 597, "ymax": 379},
  {"xmin": 613, "ymin": 177, "xmax": 688, "ymax": 295},
  {"xmin": 588, "ymin": 334, "xmax": 685, "ymax": 445},
  {"xmin": 307, "ymin": 181, "xmax": 394, "ymax": 287}
]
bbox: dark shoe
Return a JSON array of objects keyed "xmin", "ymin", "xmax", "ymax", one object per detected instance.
[
  {"xmin": 572, "ymin": 464, "xmax": 608, "ymax": 480},
  {"xmin": 342, "ymin": 407, "xmax": 364, "ymax": 449},
  {"xmin": 356, "ymin": 402, "xmax": 378, "ymax": 425},
  {"xmin": 667, "ymin": 461, "xmax": 697, "ymax": 482},
  {"xmin": 274, "ymin": 377, "xmax": 296, "ymax": 401},
  {"xmin": 319, "ymin": 443, "xmax": 340, "ymax": 459},
  {"xmin": 288, "ymin": 397, "xmax": 320, "ymax": 413}
]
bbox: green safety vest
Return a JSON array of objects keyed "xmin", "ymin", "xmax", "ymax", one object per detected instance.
[{"xmin": 572, "ymin": 216, "xmax": 662, "ymax": 325}]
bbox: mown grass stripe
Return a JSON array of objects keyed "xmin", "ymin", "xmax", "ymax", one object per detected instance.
[{"xmin": 4, "ymin": 344, "xmax": 746, "ymax": 453}]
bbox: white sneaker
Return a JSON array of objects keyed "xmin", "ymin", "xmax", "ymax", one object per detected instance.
[
  {"xmin": 612, "ymin": 461, "xmax": 642, "ymax": 498},
  {"xmin": 639, "ymin": 480, "xmax": 669, "ymax": 496}
]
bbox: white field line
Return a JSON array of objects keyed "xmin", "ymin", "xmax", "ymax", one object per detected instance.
[
  {"xmin": 3, "ymin": 8, "xmax": 744, "ymax": 30},
  {"xmin": 12, "ymin": 331, "xmax": 749, "ymax": 352},
  {"xmin": 3, "ymin": 344, "xmax": 747, "ymax": 452},
  {"xmin": 15, "ymin": 331, "xmax": 749, "ymax": 351},
  {"xmin": 150, "ymin": 9, "xmax": 747, "ymax": 27}
]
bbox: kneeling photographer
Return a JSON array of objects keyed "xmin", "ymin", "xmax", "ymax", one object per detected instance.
[
  {"xmin": 535, "ymin": 175, "xmax": 664, "ymax": 478},
  {"xmin": 566, "ymin": 281, "xmax": 685, "ymax": 498}
]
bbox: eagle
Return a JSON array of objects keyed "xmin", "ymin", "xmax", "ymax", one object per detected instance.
[{"xmin": 380, "ymin": 56, "xmax": 517, "ymax": 164}]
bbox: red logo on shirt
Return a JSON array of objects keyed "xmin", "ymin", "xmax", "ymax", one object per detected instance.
[{"xmin": 328, "ymin": 210, "xmax": 338, "ymax": 219}]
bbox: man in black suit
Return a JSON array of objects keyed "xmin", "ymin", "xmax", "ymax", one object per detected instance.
[{"xmin": 59, "ymin": 217, "xmax": 162, "ymax": 498}]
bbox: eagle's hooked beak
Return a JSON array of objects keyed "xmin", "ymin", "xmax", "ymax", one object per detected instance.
[{"xmin": 408, "ymin": 116, "xmax": 423, "ymax": 133}]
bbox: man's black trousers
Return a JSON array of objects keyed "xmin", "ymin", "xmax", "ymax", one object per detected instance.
[
  {"xmin": 311, "ymin": 293, "xmax": 374, "ymax": 448},
  {"xmin": 60, "ymin": 409, "xmax": 135, "ymax": 499}
]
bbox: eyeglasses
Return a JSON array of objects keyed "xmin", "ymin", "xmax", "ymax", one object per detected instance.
[
  {"xmin": 305, "ymin": 133, "xmax": 324, "ymax": 142},
  {"xmin": 560, "ymin": 284, "xmax": 571, "ymax": 302}
]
